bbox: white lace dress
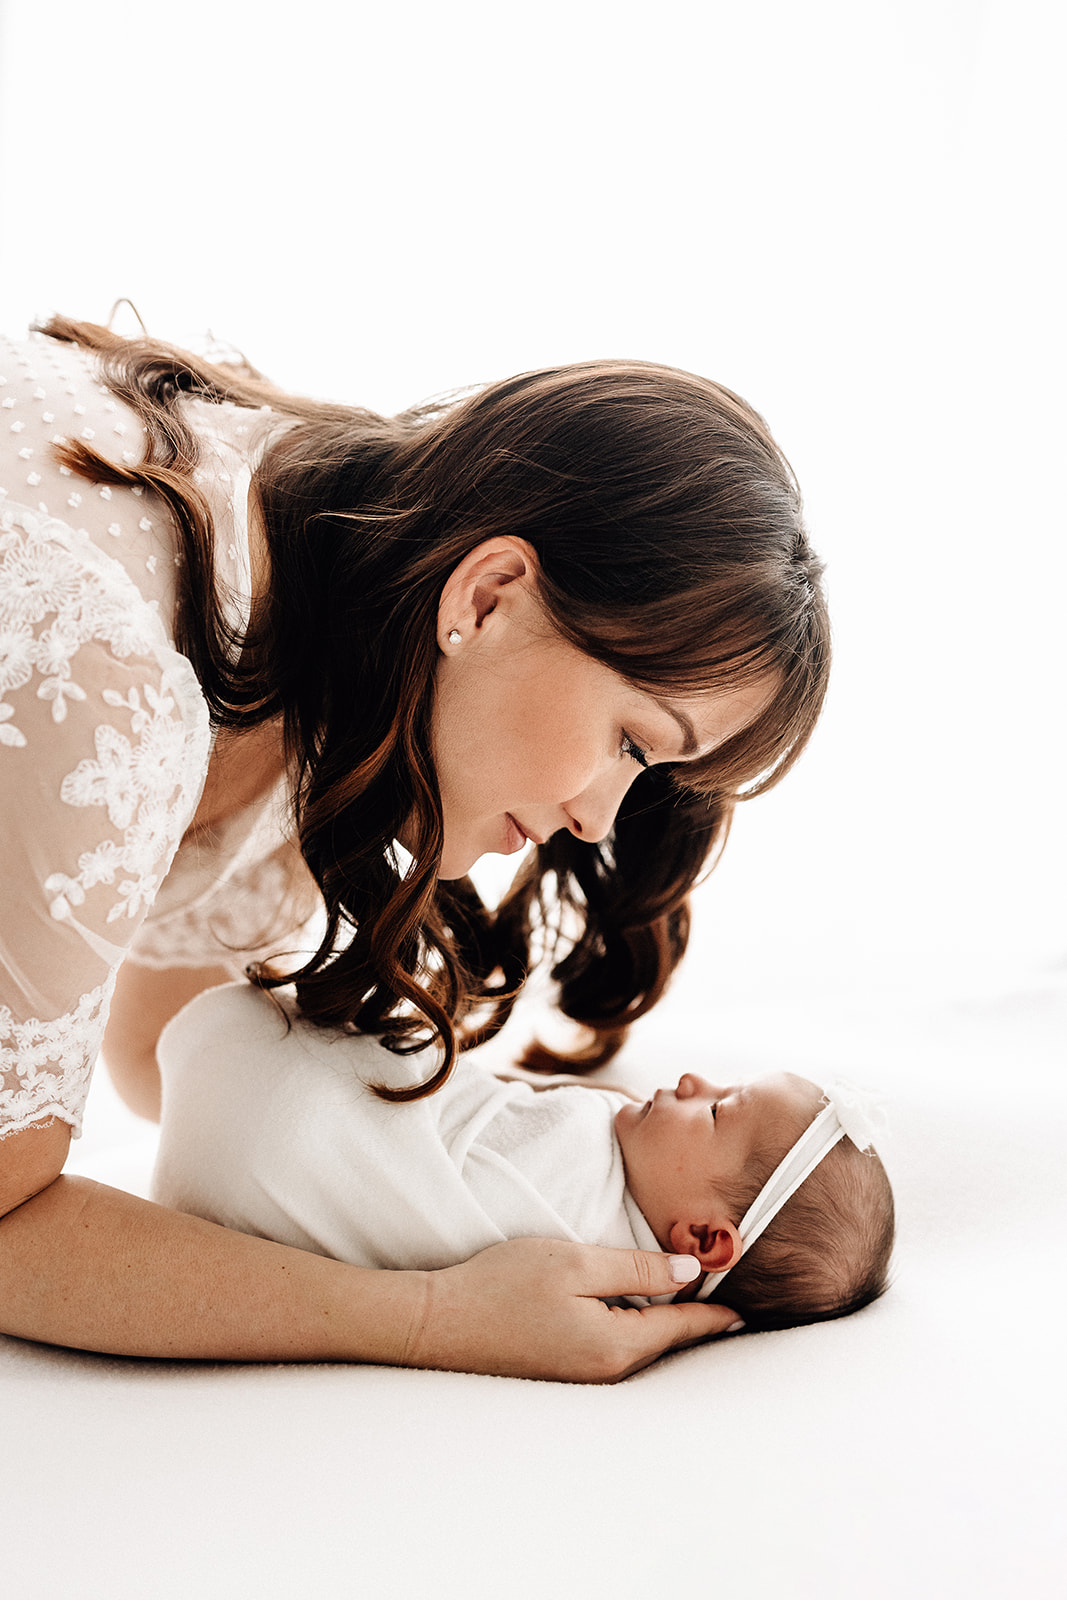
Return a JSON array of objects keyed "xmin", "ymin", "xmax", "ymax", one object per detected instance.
[{"xmin": 0, "ymin": 330, "xmax": 314, "ymax": 1140}]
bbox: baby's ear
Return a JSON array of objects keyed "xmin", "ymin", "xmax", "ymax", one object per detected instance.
[{"xmin": 668, "ymin": 1219, "xmax": 743, "ymax": 1273}]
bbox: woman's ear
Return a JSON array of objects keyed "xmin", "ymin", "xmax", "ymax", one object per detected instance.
[
  {"xmin": 436, "ymin": 537, "xmax": 541, "ymax": 648},
  {"xmin": 668, "ymin": 1218, "xmax": 743, "ymax": 1274}
]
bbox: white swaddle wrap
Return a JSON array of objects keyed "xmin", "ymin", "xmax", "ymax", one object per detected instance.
[{"xmin": 154, "ymin": 983, "xmax": 641, "ymax": 1270}]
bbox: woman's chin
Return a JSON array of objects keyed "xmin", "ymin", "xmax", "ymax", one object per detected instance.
[
  {"xmin": 437, "ymin": 856, "xmax": 473, "ymax": 882},
  {"xmin": 437, "ymin": 837, "xmax": 485, "ymax": 880},
  {"xmin": 439, "ymin": 825, "xmax": 524, "ymax": 880}
]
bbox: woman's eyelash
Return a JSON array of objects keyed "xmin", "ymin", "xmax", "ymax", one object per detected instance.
[{"xmin": 621, "ymin": 733, "xmax": 649, "ymax": 768}]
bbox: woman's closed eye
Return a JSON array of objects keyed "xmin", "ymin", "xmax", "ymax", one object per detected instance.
[{"xmin": 620, "ymin": 732, "xmax": 650, "ymax": 768}]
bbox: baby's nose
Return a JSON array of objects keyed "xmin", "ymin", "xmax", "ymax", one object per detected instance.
[
  {"xmin": 677, "ymin": 1072, "xmax": 725, "ymax": 1098},
  {"xmin": 675, "ymin": 1073, "xmax": 696, "ymax": 1097}
]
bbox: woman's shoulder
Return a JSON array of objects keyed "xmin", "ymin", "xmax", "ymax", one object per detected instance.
[
  {"xmin": 0, "ymin": 328, "xmax": 277, "ymax": 722},
  {"xmin": 0, "ymin": 331, "xmax": 180, "ymax": 610},
  {"xmin": 1, "ymin": 328, "xmax": 147, "ymax": 465}
]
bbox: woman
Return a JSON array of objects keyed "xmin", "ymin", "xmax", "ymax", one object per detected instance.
[{"xmin": 0, "ymin": 316, "xmax": 828, "ymax": 1379}]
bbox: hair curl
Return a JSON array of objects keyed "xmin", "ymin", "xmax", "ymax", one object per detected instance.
[{"xmin": 40, "ymin": 316, "xmax": 830, "ymax": 1099}]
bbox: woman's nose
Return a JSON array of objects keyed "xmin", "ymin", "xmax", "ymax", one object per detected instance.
[{"xmin": 563, "ymin": 766, "xmax": 640, "ymax": 844}]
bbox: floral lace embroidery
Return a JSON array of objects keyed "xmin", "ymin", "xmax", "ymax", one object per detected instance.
[
  {"xmin": 49, "ymin": 684, "xmax": 192, "ymax": 927},
  {"xmin": 0, "ymin": 498, "xmax": 210, "ymax": 1134},
  {"xmin": 1, "ymin": 510, "xmax": 157, "ymax": 728},
  {"xmin": 0, "ymin": 973, "xmax": 115, "ymax": 1139},
  {"xmin": 1, "ymin": 502, "xmax": 207, "ymax": 934}
]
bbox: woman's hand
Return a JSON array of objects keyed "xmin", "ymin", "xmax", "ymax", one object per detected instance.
[{"xmin": 398, "ymin": 1237, "xmax": 741, "ymax": 1383}]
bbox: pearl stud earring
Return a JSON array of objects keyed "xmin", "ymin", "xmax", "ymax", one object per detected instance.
[{"xmin": 447, "ymin": 629, "xmax": 462, "ymax": 645}]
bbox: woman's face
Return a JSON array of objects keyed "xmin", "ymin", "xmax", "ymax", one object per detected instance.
[{"xmin": 430, "ymin": 540, "xmax": 773, "ymax": 880}]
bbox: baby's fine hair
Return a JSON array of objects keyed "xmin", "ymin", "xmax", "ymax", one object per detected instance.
[{"xmin": 710, "ymin": 1130, "xmax": 895, "ymax": 1333}]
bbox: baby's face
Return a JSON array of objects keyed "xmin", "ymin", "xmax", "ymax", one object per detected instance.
[{"xmin": 615, "ymin": 1071, "xmax": 823, "ymax": 1250}]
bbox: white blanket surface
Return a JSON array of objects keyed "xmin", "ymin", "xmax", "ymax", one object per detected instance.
[{"xmin": 6, "ymin": 954, "xmax": 1065, "ymax": 1599}]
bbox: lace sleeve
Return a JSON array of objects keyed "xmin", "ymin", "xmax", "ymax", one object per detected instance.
[{"xmin": 0, "ymin": 499, "xmax": 210, "ymax": 1139}]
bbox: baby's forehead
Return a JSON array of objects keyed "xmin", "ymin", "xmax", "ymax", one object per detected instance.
[
  {"xmin": 748, "ymin": 1070, "xmax": 823, "ymax": 1110},
  {"xmin": 747, "ymin": 1071, "xmax": 826, "ymax": 1142}
]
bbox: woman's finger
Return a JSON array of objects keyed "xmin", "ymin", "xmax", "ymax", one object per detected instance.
[
  {"xmin": 604, "ymin": 1296, "xmax": 745, "ymax": 1374},
  {"xmin": 567, "ymin": 1245, "xmax": 710, "ymax": 1303}
]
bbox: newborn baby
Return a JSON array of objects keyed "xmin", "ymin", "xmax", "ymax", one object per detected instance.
[{"xmin": 153, "ymin": 983, "xmax": 894, "ymax": 1332}]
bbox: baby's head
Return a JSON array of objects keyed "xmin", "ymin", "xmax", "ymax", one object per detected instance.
[{"xmin": 615, "ymin": 1072, "xmax": 894, "ymax": 1331}]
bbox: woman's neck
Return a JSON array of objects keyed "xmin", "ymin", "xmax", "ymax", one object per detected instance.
[{"xmin": 189, "ymin": 717, "xmax": 287, "ymax": 835}]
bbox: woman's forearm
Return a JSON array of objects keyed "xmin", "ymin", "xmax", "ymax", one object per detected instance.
[
  {"xmin": 0, "ymin": 1175, "xmax": 425, "ymax": 1362},
  {"xmin": 0, "ymin": 1174, "xmax": 741, "ymax": 1380}
]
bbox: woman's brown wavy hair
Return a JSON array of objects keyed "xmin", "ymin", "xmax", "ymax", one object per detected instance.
[{"xmin": 40, "ymin": 315, "xmax": 830, "ymax": 1100}]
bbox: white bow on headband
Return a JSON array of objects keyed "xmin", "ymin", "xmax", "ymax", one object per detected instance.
[{"xmin": 692, "ymin": 1079, "xmax": 886, "ymax": 1302}]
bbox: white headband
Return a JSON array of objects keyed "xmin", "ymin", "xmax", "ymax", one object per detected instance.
[{"xmin": 692, "ymin": 1080, "xmax": 885, "ymax": 1302}]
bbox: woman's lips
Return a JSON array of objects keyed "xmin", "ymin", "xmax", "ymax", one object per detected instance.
[
  {"xmin": 503, "ymin": 814, "xmax": 528, "ymax": 854},
  {"xmin": 504, "ymin": 815, "xmax": 543, "ymax": 853}
]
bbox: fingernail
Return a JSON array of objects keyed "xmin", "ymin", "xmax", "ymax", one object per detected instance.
[
  {"xmin": 668, "ymin": 1254, "xmax": 700, "ymax": 1283},
  {"xmin": 727, "ymin": 1319, "xmax": 746, "ymax": 1333}
]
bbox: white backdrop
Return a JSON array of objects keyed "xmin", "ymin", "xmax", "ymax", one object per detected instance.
[
  {"xmin": 2, "ymin": 0, "xmax": 1062, "ymax": 999},
  {"xmin": 3, "ymin": 9, "xmax": 1066, "ymax": 1598}
]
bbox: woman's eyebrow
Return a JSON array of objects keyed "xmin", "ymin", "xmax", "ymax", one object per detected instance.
[{"xmin": 657, "ymin": 702, "xmax": 698, "ymax": 756}]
